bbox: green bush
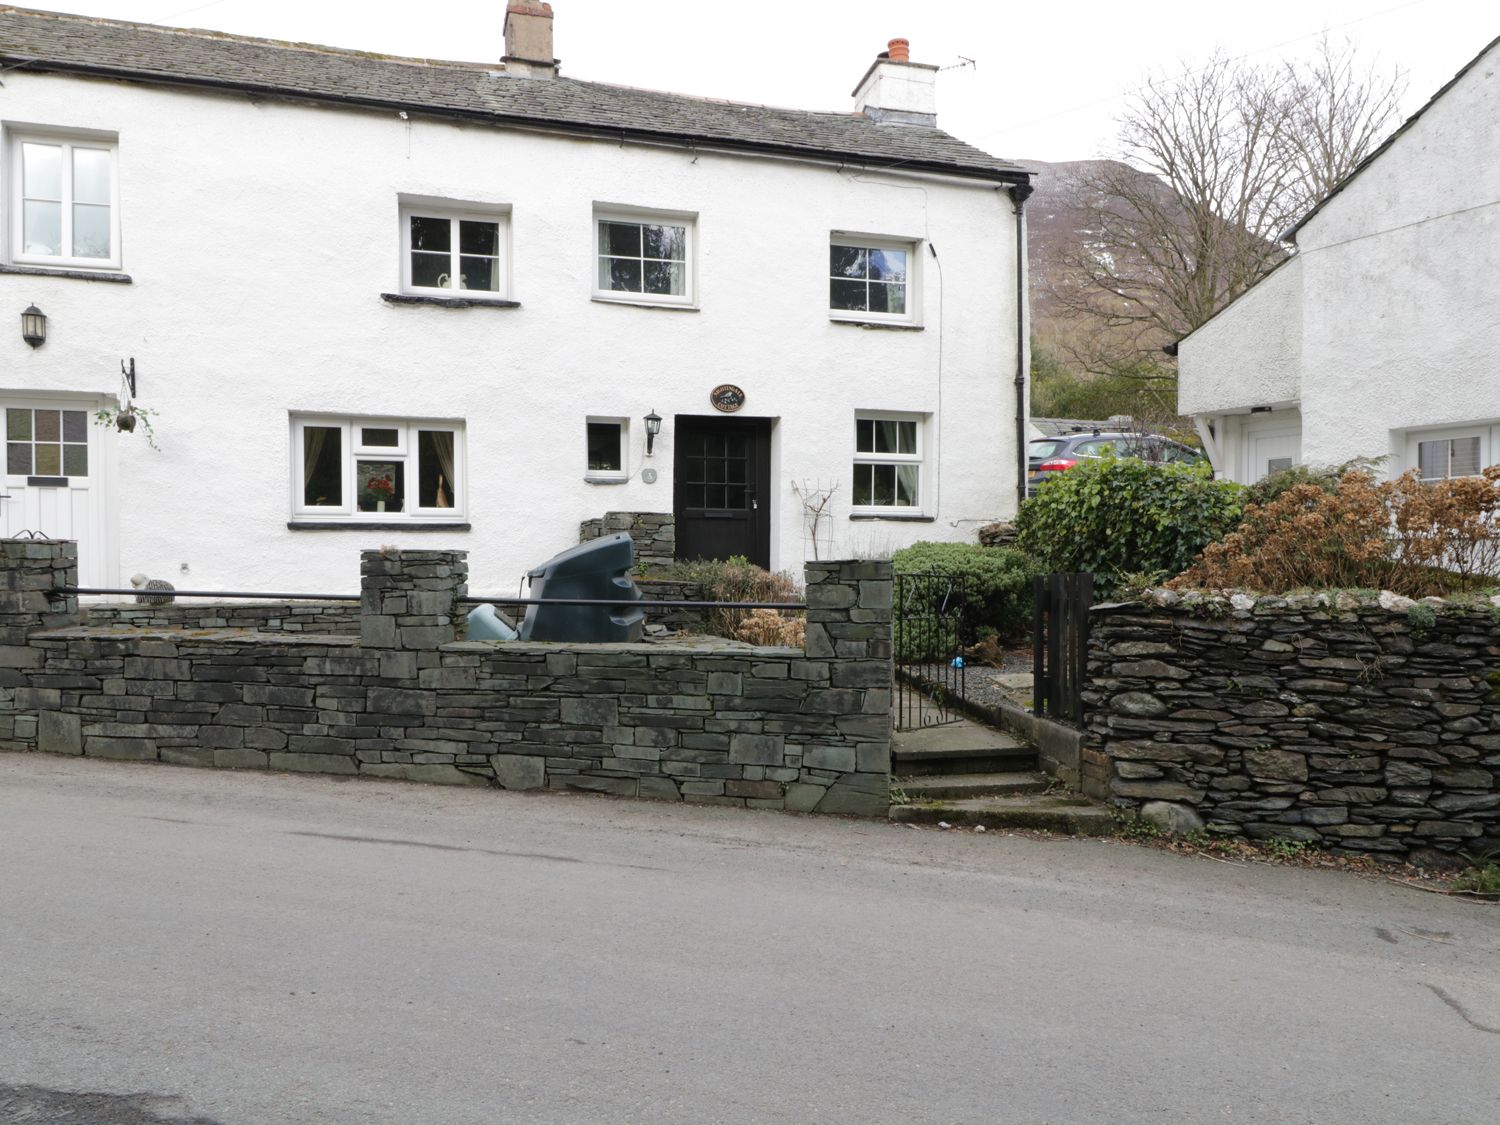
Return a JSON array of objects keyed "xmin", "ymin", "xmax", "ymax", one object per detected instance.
[
  {"xmin": 1016, "ymin": 456, "xmax": 1244, "ymax": 594},
  {"xmin": 889, "ymin": 541, "xmax": 1041, "ymax": 649}
]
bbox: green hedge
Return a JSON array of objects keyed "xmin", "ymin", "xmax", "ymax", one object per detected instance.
[
  {"xmin": 1015, "ymin": 456, "xmax": 1243, "ymax": 593},
  {"xmin": 889, "ymin": 541, "xmax": 1041, "ymax": 649}
]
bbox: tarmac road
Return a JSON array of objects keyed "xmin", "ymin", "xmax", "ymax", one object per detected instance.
[{"xmin": 1, "ymin": 753, "xmax": 1497, "ymax": 1124}]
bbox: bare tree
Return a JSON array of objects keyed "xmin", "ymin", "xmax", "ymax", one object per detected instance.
[{"xmin": 1055, "ymin": 38, "xmax": 1406, "ymax": 373}]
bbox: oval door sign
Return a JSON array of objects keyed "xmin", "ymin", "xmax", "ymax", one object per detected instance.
[{"xmin": 710, "ymin": 384, "xmax": 746, "ymax": 413}]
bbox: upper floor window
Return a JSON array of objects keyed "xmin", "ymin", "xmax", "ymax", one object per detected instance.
[
  {"xmin": 830, "ymin": 235, "xmax": 915, "ymax": 324},
  {"xmin": 9, "ymin": 133, "xmax": 119, "ymax": 269},
  {"xmin": 400, "ymin": 202, "xmax": 510, "ymax": 298},
  {"xmin": 594, "ymin": 207, "xmax": 695, "ymax": 307},
  {"xmin": 293, "ymin": 416, "xmax": 465, "ymax": 522}
]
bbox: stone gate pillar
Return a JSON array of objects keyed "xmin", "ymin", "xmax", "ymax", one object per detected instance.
[
  {"xmin": 360, "ymin": 549, "xmax": 468, "ymax": 650},
  {"xmin": 0, "ymin": 539, "xmax": 79, "ymax": 752}
]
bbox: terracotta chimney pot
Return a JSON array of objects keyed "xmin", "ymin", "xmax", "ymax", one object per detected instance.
[{"xmin": 887, "ymin": 38, "xmax": 910, "ymax": 62}]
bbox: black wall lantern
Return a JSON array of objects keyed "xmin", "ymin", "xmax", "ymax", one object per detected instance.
[
  {"xmin": 21, "ymin": 304, "xmax": 46, "ymax": 349},
  {"xmin": 644, "ymin": 409, "xmax": 662, "ymax": 456}
]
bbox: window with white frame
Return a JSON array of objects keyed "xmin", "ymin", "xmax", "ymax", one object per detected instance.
[
  {"xmin": 594, "ymin": 208, "xmax": 694, "ymax": 305},
  {"xmin": 8, "ymin": 132, "xmax": 120, "ymax": 269},
  {"xmin": 586, "ymin": 418, "xmax": 628, "ymax": 481},
  {"xmin": 400, "ymin": 203, "xmax": 509, "ymax": 297},
  {"xmin": 293, "ymin": 417, "xmax": 465, "ymax": 520},
  {"xmin": 853, "ymin": 413, "xmax": 924, "ymax": 511},
  {"xmin": 1413, "ymin": 430, "xmax": 1487, "ymax": 481},
  {"xmin": 830, "ymin": 235, "xmax": 915, "ymax": 322}
]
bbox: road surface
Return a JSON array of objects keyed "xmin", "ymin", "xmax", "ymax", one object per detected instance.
[{"xmin": 1, "ymin": 754, "xmax": 1497, "ymax": 1123}]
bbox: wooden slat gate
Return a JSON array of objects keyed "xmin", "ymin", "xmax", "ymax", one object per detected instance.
[{"xmin": 1032, "ymin": 572, "xmax": 1093, "ymax": 726}]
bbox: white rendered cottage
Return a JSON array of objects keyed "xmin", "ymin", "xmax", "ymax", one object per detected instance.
[
  {"xmin": 1177, "ymin": 34, "xmax": 1500, "ymax": 486},
  {"xmin": 0, "ymin": 4, "xmax": 1033, "ymax": 592}
]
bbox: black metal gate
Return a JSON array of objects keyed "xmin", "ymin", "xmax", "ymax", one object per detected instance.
[
  {"xmin": 894, "ymin": 571, "xmax": 973, "ymax": 729},
  {"xmin": 1032, "ymin": 572, "xmax": 1093, "ymax": 726}
]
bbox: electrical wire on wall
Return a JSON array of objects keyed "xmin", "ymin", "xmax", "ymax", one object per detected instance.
[{"xmin": 845, "ymin": 171, "xmax": 942, "ymax": 519}]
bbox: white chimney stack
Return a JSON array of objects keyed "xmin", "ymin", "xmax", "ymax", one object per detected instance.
[
  {"xmin": 504, "ymin": 0, "xmax": 558, "ymax": 79},
  {"xmin": 852, "ymin": 38, "xmax": 937, "ymax": 127}
]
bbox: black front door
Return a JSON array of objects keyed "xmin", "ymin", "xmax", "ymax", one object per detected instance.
[{"xmin": 673, "ymin": 415, "xmax": 772, "ymax": 568}]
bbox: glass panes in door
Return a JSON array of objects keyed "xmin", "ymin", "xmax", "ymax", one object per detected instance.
[
  {"xmin": 6, "ymin": 408, "xmax": 89, "ymax": 477},
  {"xmin": 682, "ymin": 429, "xmax": 750, "ymax": 510}
]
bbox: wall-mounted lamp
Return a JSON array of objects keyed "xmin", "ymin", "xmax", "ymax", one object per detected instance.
[
  {"xmin": 644, "ymin": 409, "xmax": 663, "ymax": 456},
  {"xmin": 21, "ymin": 304, "xmax": 46, "ymax": 349}
]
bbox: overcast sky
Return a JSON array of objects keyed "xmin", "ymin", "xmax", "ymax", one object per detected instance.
[{"xmin": 19, "ymin": 0, "xmax": 1499, "ymax": 163}]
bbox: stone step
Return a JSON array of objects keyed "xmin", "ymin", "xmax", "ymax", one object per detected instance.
[
  {"xmin": 896, "ymin": 771, "xmax": 1051, "ymax": 800},
  {"xmin": 889, "ymin": 795, "xmax": 1116, "ymax": 836},
  {"xmin": 891, "ymin": 719, "xmax": 1036, "ymax": 776}
]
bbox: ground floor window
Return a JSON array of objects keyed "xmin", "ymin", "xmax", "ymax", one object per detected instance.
[
  {"xmin": 853, "ymin": 412, "xmax": 924, "ymax": 512},
  {"xmin": 1415, "ymin": 433, "xmax": 1484, "ymax": 481},
  {"xmin": 293, "ymin": 416, "xmax": 463, "ymax": 520},
  {"xmin": 586, "ymin": 418, "xmax": 627, "ymax": 481}
]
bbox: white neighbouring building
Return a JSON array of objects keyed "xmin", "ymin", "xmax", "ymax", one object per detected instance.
[
  {"xmin": 1177, "ymin": 34, "xmax": 1500, "ymax": 486},
  {"xmin": 0, "ymin": 4, "xmax": 1034, "ymax": 592}
]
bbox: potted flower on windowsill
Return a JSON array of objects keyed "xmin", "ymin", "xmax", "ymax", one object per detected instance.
[{"xmin": 365, "ymin": 474, "xmax": 396, "ymax": 513}]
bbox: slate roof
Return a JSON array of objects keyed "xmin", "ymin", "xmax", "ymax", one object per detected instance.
[{"xmin": 0, "ymin": 5, "xmax": 1027, "ymax": 183}]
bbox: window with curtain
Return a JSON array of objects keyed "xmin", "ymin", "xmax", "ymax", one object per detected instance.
[
  {"xmin": 400, "ymin": 202, "xmax": 510, "ymax": 298},
  {"xmin": 1416, "ymin": 435, "xmax": 1482, "ymax": 481},
  {"xmin": 853, "ymin": 413, "xmax": 924, "ymax": 511},
  {"xmin": 593, "ymin": 208, "xmax": 696, "ymax": 306},
  {"xmin": 292, "ymin": 417, "xmax": 464, "ymax": 520}
]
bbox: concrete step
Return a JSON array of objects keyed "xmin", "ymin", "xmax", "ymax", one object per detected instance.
[
  {"xmin": 891, "ymin": 719, "xmax": 1037, "ymax": 776},
  {"xmin": 889, "ymin": 795, "xmax": 1115, "ymax": 836},
  {"xmin": 896, "ymin": 771, "xmax": 1051, "ymax": 800}
]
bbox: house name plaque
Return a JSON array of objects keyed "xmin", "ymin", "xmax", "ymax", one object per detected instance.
[{"xmin": 710, "ymin": 384, "xmax": 746, "ymax": 412}]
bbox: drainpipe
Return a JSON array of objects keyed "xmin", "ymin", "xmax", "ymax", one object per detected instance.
[{"xmin": 1008, "ymin": 181, "xmax": 1034, "ymax": 511}]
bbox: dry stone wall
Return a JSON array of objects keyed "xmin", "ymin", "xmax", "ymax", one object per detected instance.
[
  {"xmin": 81, "ymin": 602, "xmax": 359, "ymax": 634},
  {"xmin": 3, "ymin": 542, "xmax": 890, "ymax": 817},
  {"xmin": 1086, "ymin": 590, "xmax": 1500, "ymax": 858},
  {"xmin": 579, "ymin": 512, "xmax": 675, "ymax": 572}
]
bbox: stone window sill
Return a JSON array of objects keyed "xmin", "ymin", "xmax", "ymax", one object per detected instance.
[
  {"xmin": 849, "ymin": 513, "xmax": 934, "ymax": 522},
  {"xmin": 590, "ymin": 295, "xmax": 700, "ymax": 313},
  {"xmin": 288, "ymin": 521, "xmax": 471, "ymax": 531},
  {"xmin": 1, "ymin": 263, "xmax": 132, "ymax": 284},
  {"xmin": 584, "ymin": 476, "xmax": 629, "ymax": 485},
  {"xmin": 830, "ymin": 316, "xmax": 923, "ymax": 331},
  {"xmin": 380, "ymin": 293, "xmax": 520, "ymax": 309}
]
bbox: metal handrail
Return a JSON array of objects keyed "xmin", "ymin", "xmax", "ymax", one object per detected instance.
[{"xmin": 61, "ymin": 586, "xmax": 806, "ymax": 611}]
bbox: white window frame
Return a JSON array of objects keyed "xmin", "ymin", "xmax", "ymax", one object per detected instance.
[
  {"xmin": 398, "ymin": 200, "xmax": 512, "ymax": 300},
  {"xmin": 592, "ymin": 205, "xmax": 697, "ymax": 309},
  {"xmin": 1406, "ymin": 424, "xmax": 1498, "ymax": 481},
  {"xmin": 585, "ymin": 416, "xmax": 629, "ymax": 483},
  {"xmin": 291, "ymin": 415, "xmax": 466, "ymax": 522},
  {"xmin": 852, "ymin": 410, "xmax": 926, "ymax": 515},
  {"xmin": 6, "ymin": 129, "xmax": 122, "ymax": 271},
  {"xmin": 829, "ymin": 232, "xmax": 919, "ymax": 326}
]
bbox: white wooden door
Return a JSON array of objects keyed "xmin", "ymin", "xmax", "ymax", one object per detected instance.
[
  {"xmin": 2, "ymin": 399, "xmax": 112, "ymax": 586},
  {"xmin": 1246, "ymin": 430, "xmax": 1301, "ymax": 483}
]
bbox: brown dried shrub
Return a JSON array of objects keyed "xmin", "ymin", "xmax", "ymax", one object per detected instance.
[
  {"xmin": 733, "ymin": 609, "xmax": 807, "ymax": 647},
  {"xmin": 1171, "ymin": 466, "xmax": 1500, "ymax": 596}
]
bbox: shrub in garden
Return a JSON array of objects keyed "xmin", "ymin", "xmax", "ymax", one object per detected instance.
[
  {"xmin": 1015, "ymin": 457, "xmax": 1244, "ymax": 594},
  {"xmin": 1174, "ymin": 466, "xmax": 1500, "ymax": 596},
  {"xmin": 889, "ymin": 541, "xmax": 1041, "ymax": 650},
  {"xmin": 657, "ymin": 556, "xmax": 802, "ymax": 640}
]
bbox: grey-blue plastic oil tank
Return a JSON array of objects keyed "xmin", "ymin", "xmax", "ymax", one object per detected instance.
[
  {"xmin": 466, "ymin": 602, "xmax": 519, "ymax": 641},
  {"xmin": 519, "ymin": 533, "xmax": 645, "ymax": 642}
]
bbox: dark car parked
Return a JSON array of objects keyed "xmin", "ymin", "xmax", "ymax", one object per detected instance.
[{"xmin": 1027, "ymin": 430, "xmax": 1208, "ymax": 495}]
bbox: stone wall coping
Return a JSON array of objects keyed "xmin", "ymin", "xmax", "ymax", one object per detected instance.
[
  {"xmin": 440, "ymin": 640, "xmax": 806, "ymax": 657},
  {"xmin": 1109, "ymin": 587, "xmax": 1500, "ymax": 615},
  {"xmin": 31, "ymin": 626, "xmax": 360, "ymax": 646}
]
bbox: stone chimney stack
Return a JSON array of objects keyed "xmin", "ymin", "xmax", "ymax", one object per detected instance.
[
  {"xmin": 503, "ymin": 0, "xmax": 558, "ymax": 79},
  {"xmin": 852, "ymin": 38, "xmax": 938, "ymax": 127}
]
